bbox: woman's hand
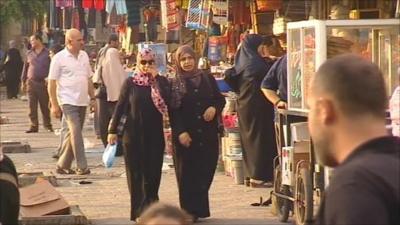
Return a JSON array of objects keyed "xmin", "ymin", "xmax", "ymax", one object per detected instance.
[
  {"xmin": 108, "ymin": 134, "xmax": 118, "ymax": 145},
  {"xmin": 178, "ymin": 132, "xmax": 192, "ymax": 148},
  {"xmin": 203, "ymin": 106, "xmax": 216, "ymax": 122}
]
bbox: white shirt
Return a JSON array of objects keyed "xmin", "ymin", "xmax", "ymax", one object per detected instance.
[
  {"xmin": 48, "ymin": 48, "xmax": 92, "ymax": 106},
  {"xmin": 102, "ymin": 47, "xmax": 127, "ymax": 102}
]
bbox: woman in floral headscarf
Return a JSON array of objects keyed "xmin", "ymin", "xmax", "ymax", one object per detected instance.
[
  {"xmin": 170, "ymin": 45, "xmax": 225, "ymax": 222},
  {"xmin": 108, "ymin": 47, "xmax": 170, "ymax": 222}
]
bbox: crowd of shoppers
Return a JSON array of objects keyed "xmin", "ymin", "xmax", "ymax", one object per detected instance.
[{"xmin": 1, "ymin": 28, "xmax": 399, "ymax": 225}]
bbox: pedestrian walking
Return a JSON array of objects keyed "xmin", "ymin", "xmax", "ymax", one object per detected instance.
[
  {"xmin": 21, "ymin": 34, "xmax": 53, "ymax": 133},
  {"xmin": 93, "ymin": 33, "xmax": 127, "ymax": 151},
  {"xmin": 48, "ymin": 28, "xmax": 95, "ymax": 175},
  {"xmin": 0, "ymin": 40, "xmax": 23, "ymax": 99},
  {"xmin": 309, "ymin": 54, "xmax": 400, "ymax": 225},
  {"xmin": 170, "ymin": 45, "xmax": 225, "ymax": 222},
  {"xmin": 48, "ymin": 44, "xmax": 67, "ymax": 159},
  {"xmin": 224, "ymin": 34, "xmax": 278, "ymax": 187},
  {"xmin": 107, "ymin": 47, "xmax": 170, "ymax": 222}
]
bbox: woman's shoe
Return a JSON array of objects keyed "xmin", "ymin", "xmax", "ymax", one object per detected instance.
[{"xmin": 250, "ymin": 180, "xmax": 273, "ymax": 188}]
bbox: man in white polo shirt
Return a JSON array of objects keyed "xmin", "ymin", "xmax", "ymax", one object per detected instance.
[{"xmin": 48, "ymin": 28, "xmax": 95, "ymax": 175}]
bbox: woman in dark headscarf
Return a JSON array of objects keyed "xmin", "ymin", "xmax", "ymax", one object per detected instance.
[
  {"xmin": 0, "ymin": 40, "xmax": 23, "ymax": 99},
  {"xmin": 170, "ymin": 45, "xmax": 225, "ymax": 222},
  {"xmin": 107, "ymin": 47, "xmax": 170, "ymax": 222},
  {"xmin": 224, "ymin": 34, "xmax": 279, "ymax": 187}
]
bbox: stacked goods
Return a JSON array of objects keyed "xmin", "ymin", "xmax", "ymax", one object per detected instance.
[
  {"xmin": 273, "ymin": 17, "xmax": 291, "ymax": 35},
  {"xmin": 208, "ymin": 36, "xmax": 228, "ymax": 65},
  {"xmin": 228, "ymin": 132, "xmax": 241, "ymax": 155},
  {"xmin": 327, "ymin": 36, "xmax": 354, "ymax": 58},
  {"xmin": 256, "ymin": 0, "xmax": 282, "ymax": 12}
]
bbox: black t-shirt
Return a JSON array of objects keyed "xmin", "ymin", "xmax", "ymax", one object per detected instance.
[{"xmin": 314, "ymin": 136, "xmax": 400, "ymax": 225}]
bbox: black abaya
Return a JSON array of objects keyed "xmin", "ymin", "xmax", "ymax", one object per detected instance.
[
  {"xmin": 225, "ymin": 34, "xmax": 278, "ymax": 182},
  {"xmin": 171, "ymin": 73, "xmax": 225, "ymax": 218},
  {"xmin": 1, "ymin": 48, "xmax": 23, "ymax": 98},
  {"xmin": 109, "ymin": 76, "xmax": 170, "ymax": 221}
]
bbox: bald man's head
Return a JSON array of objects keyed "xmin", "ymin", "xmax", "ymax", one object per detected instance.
[
  {"xmin": 311, "ymin": 54, "xmax": 387, "ymax": 118},
  {"xmin": 65, "ymin": 28, "xmax": 84, "ymax": 52}
]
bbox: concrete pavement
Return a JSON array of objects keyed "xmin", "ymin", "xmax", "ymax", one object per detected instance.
[{"xmin": 0, "ymin": 87, "xmax": 288, "ymax": 225}]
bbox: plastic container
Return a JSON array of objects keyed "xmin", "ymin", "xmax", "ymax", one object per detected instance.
[{"xmin": 231, "ymin": 159, "xmax": 244, "ymax": 184}]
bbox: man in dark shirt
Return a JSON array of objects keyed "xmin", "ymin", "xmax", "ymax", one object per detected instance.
[
  {"xmin": 21, "ymin": 34, "xmax": 53, "ymax": 133},
  {"xmin": 261, "ymin": 54, "xmax": 287, "ymax": 109},
  {"xmin": 308, "ymin": 54, "xmax": 400, "ymax": 225}
]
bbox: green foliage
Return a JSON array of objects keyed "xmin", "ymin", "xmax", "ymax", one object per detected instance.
[{"xmin": 0, "ymin": 0, "xmax": 47, "ymax": 25}]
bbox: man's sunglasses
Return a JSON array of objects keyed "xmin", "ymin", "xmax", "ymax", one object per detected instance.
[{"xmin": 140, "ymin": 60, "xmax": 155, "ymax": 65}]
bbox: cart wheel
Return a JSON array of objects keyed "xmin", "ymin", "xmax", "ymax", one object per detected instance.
[
  {"xmin": 294, "ymin": 167, "xmax": 313, "ymax": 225},
  {"xmin": 272, "ymin": 166, "xmax": 290, "ymax": 222}
]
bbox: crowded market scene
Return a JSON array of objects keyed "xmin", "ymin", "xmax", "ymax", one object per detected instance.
[{"xmin": 0, "ymin": 0, "xmax": 399, "ymax": 224}]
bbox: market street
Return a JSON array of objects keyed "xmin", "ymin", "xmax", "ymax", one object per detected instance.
[{"xmin": 0, "ymin": 88, "xmax": 288, "ymax": 225}]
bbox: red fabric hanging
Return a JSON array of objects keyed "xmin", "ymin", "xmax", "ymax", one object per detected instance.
[
  {"xmin": 82, "ymin": 0, "xmax": 104, "ymax": 10},
  {"xmin": 231, "ymin": 1, "xmax": 251, "ymax": 25}
]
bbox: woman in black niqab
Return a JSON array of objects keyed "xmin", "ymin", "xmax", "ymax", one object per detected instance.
[{"xmin": 224, "ymin": 34, "xmax": 278, "ymax": 186}]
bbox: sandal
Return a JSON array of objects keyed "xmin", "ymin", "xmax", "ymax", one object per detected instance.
[
  {"xmin": 250, "ymin": 180, "xmax": 273, "ymax": 188},
  {"xmin": 75, "ymin": 168, "xmax": 91, "ymax": 175},
  {"xmin": 55, "ymin": 166, "xmax": 75, "ymax": 175}
]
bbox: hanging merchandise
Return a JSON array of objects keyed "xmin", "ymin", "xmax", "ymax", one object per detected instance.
[
  {"xmin": 82, "ymin": 0, "xmax": 105, "ymax": 10},
  {"xmin": 126, "ymin": 0, "xmax": 141, "ymax": 26},
  {"xmin": 161, "ymin": 0, "xmax": 180, "ymax": 31},
  {"xmin": 186, "ymin": 0, "xmax": 211, "ymax": 30},
  {"xmin": 106, "ymin": 0, "xmax": 127, "ymax": 15},
  {"xmin": 176, "ymin": 0, "xmax": 190, "ymax": 9},
  {"xmin": 56, "ymin": 0, "xmax": 74, "ymax": 8},
  {"xmin": 256, "ymin": 0, "xmax": 282, "ymax": 12},
  {"xmin": 208, "ymin": 36, "xmax": 227, "ymax": 65},
  {"xmin": 211, "ymin": 0, "xmax": 228, "ymax": 25}
]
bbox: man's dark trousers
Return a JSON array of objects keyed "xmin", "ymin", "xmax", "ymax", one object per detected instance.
[
  {"xmin": 27, "ymin": 79, "xmax": 51, "ymax": 129},
  {"xmin": 97, "ymin": 98, "xmax": 122, "ymax": 155}
]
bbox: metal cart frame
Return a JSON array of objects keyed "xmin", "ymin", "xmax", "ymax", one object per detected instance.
[{"xmin": 271, "ymin": 109, "xmax": 325, "ymax": 225}]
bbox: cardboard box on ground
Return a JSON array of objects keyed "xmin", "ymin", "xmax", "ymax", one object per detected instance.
[{"xmin": 19, "ymin": 180, "xmax": 70, "ymax": 217}]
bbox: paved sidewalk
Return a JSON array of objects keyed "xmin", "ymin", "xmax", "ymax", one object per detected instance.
[{"xmin": 0, "ymin": 88, "xmax": 287, "ymax": 225}]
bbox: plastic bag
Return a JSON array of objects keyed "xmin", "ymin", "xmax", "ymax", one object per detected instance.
[{"xmin": 102, "ymin": 144, "xmax": 117, "ymax": 168}]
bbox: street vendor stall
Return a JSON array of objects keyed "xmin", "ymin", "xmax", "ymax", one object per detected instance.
[{"xmin": 272, "ymin": 19, "xmax": 400, "ymax": 225}]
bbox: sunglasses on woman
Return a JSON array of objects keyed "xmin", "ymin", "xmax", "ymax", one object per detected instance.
[{"xmin": 140, "ymin": 60, "xmax": 155, "ymax": 65}]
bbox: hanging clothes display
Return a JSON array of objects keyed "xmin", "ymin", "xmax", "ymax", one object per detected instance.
[
  {"xmin": 126, "ymin": 0, "xmax": 142, "ymax": 26},
  {"xmin": 49, "ymin": 0, "xmax": 63, "ymax": 29},
  {"xmin": 63, "ymin": 7, "xmax": 73, "ymax": 29},
  {"xmin": 56, "ymin": 0, "xmax": 74, "ymax": 8},
  {"xmin": 82, "ymin": 0, "xmax": 105, "ymax": 10},
  {"xmin": 161, "ymin": 0, "xmax": 180, "ymax": 31},
  {"xmin": 211, "ymin": 0, "xmax": 228, "ymax": 25},
  {"xmin": 106, "ymin": 0, "xmax": 127, "ymax": 15},
  {"xmin": 143, "ymin": 6, "xmax": 160, "ymax": 42},
  {"xmin": 231, "ymin": 0, "xmax": 251, "ymax": 26},
  {"xmin": 95, "ymin": 10, "xmax": 110, "ymax": 42},
  {"xmin": 87, "ymin": 8, "xmax": 96, "ymax": 28}
]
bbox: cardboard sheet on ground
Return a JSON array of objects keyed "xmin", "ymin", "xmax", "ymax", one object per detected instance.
[{"xmin": 19, "ymin": 180, "xmax": 70, "ymax": 217}]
